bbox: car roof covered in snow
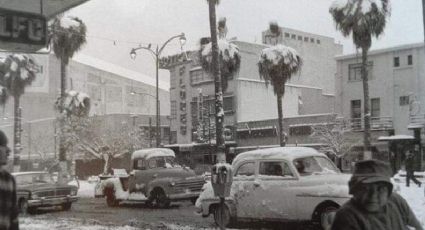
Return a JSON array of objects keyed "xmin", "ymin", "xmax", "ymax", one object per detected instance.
[
  {"xmin": 12, "ymin": 171, "xmax": 48, "ymax": 176},
  {"xmin": 232, "ymin": 147, "xmax": 324, "ymax": 165},
  {"xmin": 131, "ymin": 148, "xmax": 175, "ymax": 160}
]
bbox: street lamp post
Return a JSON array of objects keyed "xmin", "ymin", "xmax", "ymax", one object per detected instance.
[{"xmin": 130, "ymin": 33, "xmax": 186, "ymax": 147}]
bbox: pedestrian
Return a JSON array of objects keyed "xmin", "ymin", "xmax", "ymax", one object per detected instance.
[
  {"xmin": 405, "ymin": 150, "xmax": 421, "ymax": 187},
  {"xmin": 331, "ymin": 159, "xmax": 423, "ymax": 230},
  {"xmin": 0, "ymin": 130, "xmax": 19, "ymax": 230}
]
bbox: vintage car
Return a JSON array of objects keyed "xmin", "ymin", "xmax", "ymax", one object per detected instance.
[
  {"xmin": 12, "ymin": 171, "xmax": 79, "ymax": 214},
  {"xmin": 196, "ymin": 147, "xmax": 352, "ymax": 229},
  {"xmin": 99, "ymin": 148, "xmax": 206, "ymax": 208}
]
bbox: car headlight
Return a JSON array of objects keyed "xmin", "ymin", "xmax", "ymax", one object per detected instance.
[
  {"xmin": 31, "ymin": 193, "xmax": 39, "ymax": 199},
  {"xmin": 70, "ymin": 190, "xmax": 77, "ymax": 196},
  {"xmin": 169, "ymin": 181, "xmax": 176, "ymax": 187}
]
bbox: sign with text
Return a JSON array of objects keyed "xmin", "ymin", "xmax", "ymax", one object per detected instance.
[{"xmin": 0, "ymin": 8, "xmax": 47, "ymax": 52}]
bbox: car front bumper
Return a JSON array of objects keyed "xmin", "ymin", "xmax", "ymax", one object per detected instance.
[
  {"xmin": 168, "ymin": 191, "xmax": 200, "ymax": 200},
  {"xmin": 28, "ymin": 195, "xmax": 79, "ymax": 207}
]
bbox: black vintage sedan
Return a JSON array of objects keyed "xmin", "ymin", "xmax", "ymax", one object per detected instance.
[{"xmin": 12, "ymin": 171, "xmax": 79, "ymax": 214}]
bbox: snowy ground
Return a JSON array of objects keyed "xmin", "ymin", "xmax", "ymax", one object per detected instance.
[{"xmin": 20, "ymin": 177, "xmax": 425, "ymax": 229}]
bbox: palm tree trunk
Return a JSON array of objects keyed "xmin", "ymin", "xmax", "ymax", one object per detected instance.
[
  {"xmin": 277, "ymin": 95, "xmax": 285, "ymax": 147},
  {"xmin": 58, "ymin": 59, "xmax": 68, "ymax": 184},
  {"xmin": 13, "ymin": 96, "xmax": 21, "ymax": 172},
  {"xmin": 361, "ymin": 47, "xmax": 371, "ymax": 159},
  {"xmin": 59, "ymin": 59, "xmax": 67, "ymax": 162},
  {"xmin": 208, "ymin": 0, "xmax": 225, "ymax": 163}
]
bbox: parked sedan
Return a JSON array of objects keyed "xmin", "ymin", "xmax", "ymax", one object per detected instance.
[
  {"xmin": 12, "ymin": 171, "xmax": 79, "ymax": 214},
  {"xmin": 196, "ymin": 147, "xmax": 352, "ymax": 229}
]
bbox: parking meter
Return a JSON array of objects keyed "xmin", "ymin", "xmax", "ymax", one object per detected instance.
[{"xmin": 211, "ymin": 163, "xmax": 233, "ymax": 198}]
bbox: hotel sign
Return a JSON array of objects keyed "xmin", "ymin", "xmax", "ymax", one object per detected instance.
[{"xmin": 0, "ymin": 8, "xmax": 47, "ymax": 52}]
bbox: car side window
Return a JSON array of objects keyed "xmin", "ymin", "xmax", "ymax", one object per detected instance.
[
  {"xmin": 259, "ymin": 161, "xmax": 293, "ymax": 177},
  {"xmin": 148, "ymin": 158, "xmax": 158, "ymax": 168},
  {"xmin": 235, "ymin": 162, "xmax": 255, "ymax": 176},
  {"xmin": 134, "ymin": 159, "xmax": 145, "ymax": 170}
]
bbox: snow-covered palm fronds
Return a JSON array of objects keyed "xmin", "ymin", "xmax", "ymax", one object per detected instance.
[
  {"xmin": 51, "ymin": 16, "xmax": 87, "ymax": 64},
  {"xmin": 329, "ymin": 0, "xmax": 390, "ymax": 48},
  {"xmin": 0, "ymin": 54, "xmax": 38, "ymax": 102},
  {"xmin": 258, "ymin": 44, "xmax": 302, "ymax": 96},
  {"xmin": 55, "ymin": 90, "xmax": 91, "ymax": 117},
  {"xmin": 200, "ymin": 39, "xmax": 241, "ymax": 91}
]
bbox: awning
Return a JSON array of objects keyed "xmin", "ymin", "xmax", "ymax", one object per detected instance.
[
  {"xmin": 378, "ymin": 135, "xmax": 415, "ymax": 141},
  {"xmin": 0, "ymin": 0, "xmax": 89, "ymax": 19}
]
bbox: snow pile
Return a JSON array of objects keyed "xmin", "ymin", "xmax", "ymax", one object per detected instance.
[
  {"xmin": 201, "ymin": 39, "xmax": 239, "ymax": 62},
  {"xmin": 20, "ymin": 217, "xmax": 137, "ymax": 230},
  {"xmin": 1, "ymin": 54, "xmax": 37, "ymax": 81},
  {"xmin": 60, "ymin": 16, "xmax": 81, "ymax": 29},
  {"xmin": 63, "ymin": 90, "xmax": 90, "ymax": 110},
  {"xmin": 394, "ymin": 176, "xmax": 425, "ymax": 227},
  {"xmin": 259, "ymin": 44, "xmax": 301, "ymax": 67},
  {"xmin": 131, "ymin": 148, "xmax": 175, "ymax": 160},
  {"xmin": 100, "ymin": 177, "xmax": 129, "ymax": 200},
  {"xmin": 330, "ymin": 0, "xmax": 386, "ymax": 15},
  {"xmin": 77, "ymin": 180, "xmax": 96, "ymax": 198}
]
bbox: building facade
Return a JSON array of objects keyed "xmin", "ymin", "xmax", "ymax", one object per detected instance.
[
  {"xmin": 164, "ymin": 27, "xmax": 343, "ymax": 151},
  {"xmin": 335, "ymin": 43, "xmax": 425, "ymax": 170},
  {"xmin": 0, "ymin": 52, "xmax": 170, "ymax": 170}
]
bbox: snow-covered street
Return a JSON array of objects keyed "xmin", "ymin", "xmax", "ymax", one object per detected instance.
[{"xmin": 17, "ymin": 179, "xmax": 425, "ymax": 230}]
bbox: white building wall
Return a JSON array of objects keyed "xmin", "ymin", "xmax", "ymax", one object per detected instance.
[{"xmin": 335, "ymin": 43, "xmax": 425, "ymax": 135}]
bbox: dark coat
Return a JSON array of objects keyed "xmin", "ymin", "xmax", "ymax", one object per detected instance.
[{"xmin": 331, "ymin": 193, "xmax": 422, "ymax": 230}]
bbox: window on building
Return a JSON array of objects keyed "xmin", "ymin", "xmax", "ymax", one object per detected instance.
[
  {"xmin": 190, "ymin": 69, "xmax": 212, "ymax": 85},
  {"xmin": 304, "ymin": 37, "xmax": 309, "ymax": 42},
  {"xmin": 179, "ymin": 66, "xmax": 185, "ymax": 76},
  {"xmin": 407, "ymin": 55, "xmax": 413, "ymax": 65},
  {"xmin": 223, "ymin": 96, "xmax": 234, "ymax": 113},
  {"xmin": 351, "ymin": 100, "xmax": 361, "ymax": 118},
  {"xmin": 180, "ymin": 102, "xmax": 186, "ymax": 112},
  {"xmin": 348, "ymin": 62, "xmax": 373, "ymax": 81},
  {"xmin": 371, "ymin": 98, "xmax": 380, "ymax": 118},
  {"xmin": 291, "ymin": 34, "xmax": 296, "ymax": 39},
  {"xmin": 285, "ymin": 33, "xmax": 290, "ymax": 38},
  {"xmin": 297, "ymin": 35, "xmax": 302, "ymax": 40},
  {"xmin": 289, "ymin": 125, "xmax": 312, "ymax": 136},
  {"xmin": 171, "ymin": 101, "xmax": 177, "ymax": 119},
  {"xmin": 310, "ymin": 38, "xmax": 315, "ymax": 43},
  {"xmin": 393, "ymin": 57, "xmax": 400, "ymax": 67},
  {"xmin": 316, "ymin": 39, "xmax": 321, "ymax": 44},
  {"xmin": 400, "ymin": 96, "xmax": 409, "ymax": 106},
  {"xmin": 190, "ymin": 99, "xmax": 198, "ymax": 126},
  {"xmin": 170, "ymin": 75, "xmax": 177, "ymax": 89}
]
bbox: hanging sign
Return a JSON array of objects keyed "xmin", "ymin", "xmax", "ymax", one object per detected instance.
[{"xmin": 0, "ymin": 8, "xmax": 47, "ymax": 52}]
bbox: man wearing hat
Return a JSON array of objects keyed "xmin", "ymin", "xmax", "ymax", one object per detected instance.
[
  {"xmin": 0, "ymin": 130, "xmax": 19, "ymax": 230},
  {"xmin": 331, "ymin": 159, "xmax": 422, "ymax": 230}
]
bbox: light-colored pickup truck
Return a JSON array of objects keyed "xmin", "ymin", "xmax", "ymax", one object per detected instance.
[{"xmin": 98, "ymin": 148, "xmax": 206, "ymax": 208}]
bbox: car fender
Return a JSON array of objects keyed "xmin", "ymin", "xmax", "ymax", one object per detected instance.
[{"xmin": 146, "ymin": 177, "xmax": 174, "ymax": 197}]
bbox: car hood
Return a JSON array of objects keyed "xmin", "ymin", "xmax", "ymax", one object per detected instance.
[
  {"xmin": 157, "ymin": 167, "xmax": 199, "ymax": 179},
  {"xmin": 18, "ymin": 183, "xmax": 77, "ymax": 191}
]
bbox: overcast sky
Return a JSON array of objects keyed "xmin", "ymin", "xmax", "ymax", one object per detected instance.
[{"xmin": 68, "ymin": 0, "xmax": 424, "ymax": 84}]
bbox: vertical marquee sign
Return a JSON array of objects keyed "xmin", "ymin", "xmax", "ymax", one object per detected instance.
[{"xmin": 0, "ymin": 8, "xmax": 47, "ymax": 52}]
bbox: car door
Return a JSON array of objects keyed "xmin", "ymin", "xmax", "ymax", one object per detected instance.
[
  {"xmin": 255, "ymin": 160, "xmax": 299, "ymax": 221},
  {"xmin": 232, "ymin": 161, "xmax": 259, "ymax": 219}
]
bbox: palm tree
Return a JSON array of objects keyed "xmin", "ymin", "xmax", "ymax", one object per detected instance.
[
  {"xmin": 0, "ymin": 54, "xmax": 37, "ymax": 171},
  {"xmin": 330, "ymin": 0, "xmax": 389, "ymax": 159},
  {"xmin": 258, "ymin": 45, "xmax": 302, "ymax": 146},
  {"xmin": 51, "ymin": 16, "xmax": 87, "ymax": 164},
  {"xmin": 205, "ymin": 0, "xmax": 225, "ymax": 162}
]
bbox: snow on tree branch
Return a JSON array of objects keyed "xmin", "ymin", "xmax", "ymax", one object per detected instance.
[{"xmin": 55, "ymin": 90, "xmax": 91, "ymax": 117}]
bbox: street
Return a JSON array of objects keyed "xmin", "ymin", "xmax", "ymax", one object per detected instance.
[{"xmin": 20, "ymin": 197, "xmax": 318, "ymax": 230}]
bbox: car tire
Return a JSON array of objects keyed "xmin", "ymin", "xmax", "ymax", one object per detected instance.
[
  {"xmin": 317, "ymin": 205, "xmax": 338, "ymax": 230},
  {"xmin": 105, "ymin": 189, "xmax": 119, "ymax": 207},
  {"xmin": 19, "ymin": 199, "xmax": 36, "ymax": 215},
  {"xmin": 62, "ymin": 202, "xmax": 72, "ymax": 211},
  {"xmin": 155, "ymin": 190, "xmax": 170, "ymax": 209},
  {"xmin": 213, "ymin": 204, "xmax": 233, "ymax": 228}
]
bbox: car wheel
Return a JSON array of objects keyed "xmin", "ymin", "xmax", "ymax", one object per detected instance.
[
  {"xmin": 213, "ymin": 204, "xmax": 233, "ymax": 228},
  {"xmin": 19, "ymin": 199, "xmax": 36, "ymax": 215},
  {"xmin": 62, "ymin": 202, "xmax": 72, "ymax": 211},
  {"xmin": 155, "ymin": 191, "xmax": 170, "ymax": 209},
  {"xmin": 317, "ymin": 205, "xmax": 338, "ymax": 230},
  {"xmin": 105, "ymin": 189, "xmax": 119, "ymax": 207}
]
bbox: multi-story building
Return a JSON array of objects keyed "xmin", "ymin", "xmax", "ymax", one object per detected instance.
[
  {"xmin": 335, "ymin": 42, "xmax": 425, "ymax": 170},
  {"xmin": 164, "ymin": 27, "xmax": 343, "ymax": 163},
  {"xmin": 0, "ymin": 52, "xmax": 170, "ymax": 170}
]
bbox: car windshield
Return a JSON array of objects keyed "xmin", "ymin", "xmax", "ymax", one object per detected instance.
[
  {"xmin": 293, "ymin": 156, "xmax": 339, "ymax": 176},
  {"xmin": 15, "ymin": 173, "xmax": 54, "ymax": 185},
  {"xmin": 148, "ymin": 156, "xmax": 181, "ymax": 169}
]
